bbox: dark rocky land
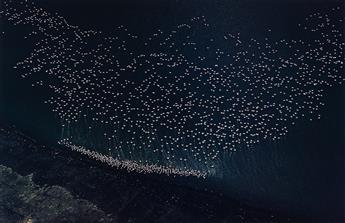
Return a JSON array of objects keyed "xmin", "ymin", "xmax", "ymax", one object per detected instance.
[{"xmin": 0, "ymin": 125, "xmax": 297, "ymax": 223}]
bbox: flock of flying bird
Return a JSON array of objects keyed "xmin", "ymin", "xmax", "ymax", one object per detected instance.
[{"xmin": 1, "ymin": 0, "xmax": 344, "ymax": 177}]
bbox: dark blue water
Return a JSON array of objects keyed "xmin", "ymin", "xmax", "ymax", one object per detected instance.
[{"xmin": 0, "ymin": 0, "xmax": 344, "ymax": 220}]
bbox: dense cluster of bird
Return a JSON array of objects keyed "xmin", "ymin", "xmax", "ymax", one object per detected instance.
[
  {"xmin": 59, "ymin": 138, "xmax": 207, "ymax": 177},
  {"xmin": 1, "ymin": 0, "xmax": 344, "ymax": 177}
]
